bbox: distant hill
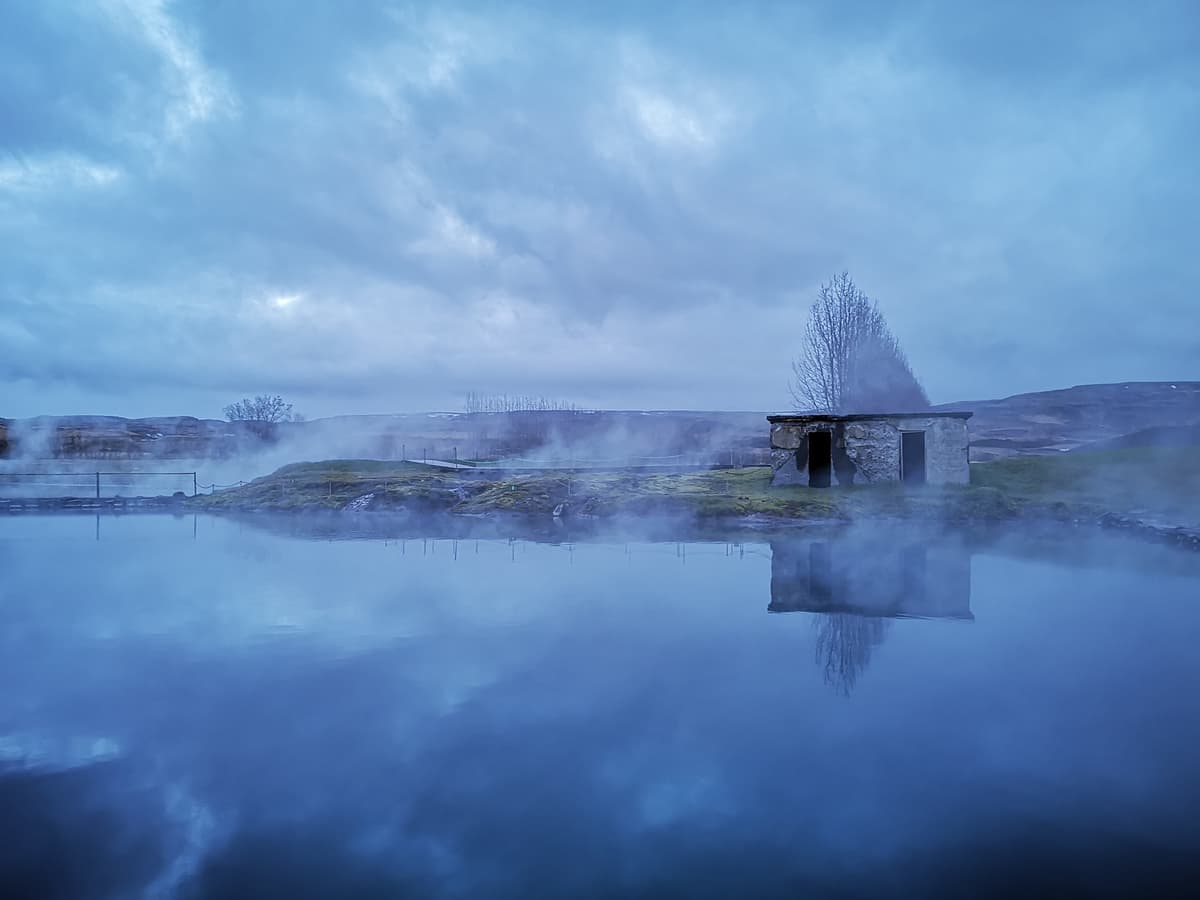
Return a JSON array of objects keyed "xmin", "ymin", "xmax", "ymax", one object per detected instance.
[
  {"xmin": 0, "ymin": 414, "xmax": 259, "ymax": 460},
  {"xmin": 1068, "ymin": 425, "xmax": 1200, "ymax": 454},
  {"xmin": 937, "ymin": 382, "xmax": 1200, "ymax": 461},
  {"xmin": 3, "ymin": 382, "xmax": 1198, "ymax": 465},
  {"xmin": 0, "ymin": 410, "xmax": 770, "ymax": 465}
]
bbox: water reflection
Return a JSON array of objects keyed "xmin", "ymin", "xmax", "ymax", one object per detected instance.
[
  {"xmin": 770, "ymin": 537, "xmax": 973, "ymax": 694},
  {"xmin": 4, "ymin": 515, "xmax": 1200, "ymax": 897},
  {"xmin": 90, "ymin": 511, "xmax": 198, "ymax": 541}
]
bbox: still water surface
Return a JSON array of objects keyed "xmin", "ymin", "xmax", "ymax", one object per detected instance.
[{"xmin": 2, "ymin": 514, "xmax": 1199, "ymax": 898}]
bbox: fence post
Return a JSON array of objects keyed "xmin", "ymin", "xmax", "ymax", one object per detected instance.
[
  {"xmin": 402, "ymin": 443, "xmax": 406, "ymax": 461},
  {"xmin": 96, "ymin": 472, "xmax": 100, "ymax": 499},
  {"xmin": 193, "ymin": 472, "xmax": 198, "ymax": 497},
  {"xmin": 454, "ymin": 446, "xmax": 457, "ymax": 464}
]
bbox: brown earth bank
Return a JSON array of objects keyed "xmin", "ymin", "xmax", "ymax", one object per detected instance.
[{"xmin": 3, "ymin": 382, "xmax": 1198, "ymax": 464}]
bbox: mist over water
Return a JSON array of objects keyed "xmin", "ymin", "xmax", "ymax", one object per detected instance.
[{"xmin": 2, "ymin": 515, "xmax": 1199, "ymax": 898}]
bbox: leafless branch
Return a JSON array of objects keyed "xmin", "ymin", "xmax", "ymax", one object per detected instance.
[{"xmin": 789, "ymin": 272, "xmax": 929, "ymax": 413}]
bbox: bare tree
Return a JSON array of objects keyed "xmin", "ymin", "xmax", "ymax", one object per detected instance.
[
  {"xmin": 813, "ymin": 613, "xmax": 891, "ymax": 696},
  {"xmin": 790, "ymin": 272, "xmax": 929, "ymax": 413},
  {"xmin": 223, "ymin": 395, "xmax": 302, "ymax": 438}
]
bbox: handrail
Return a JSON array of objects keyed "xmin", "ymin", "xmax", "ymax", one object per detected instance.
[{"xmin": 0, "ymin": 471, "xmax": 199, "ymax": 497}]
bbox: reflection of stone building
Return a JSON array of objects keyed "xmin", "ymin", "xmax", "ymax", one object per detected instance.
[
  {"xmin": 767, "ymin": 412, "xmax": 972, "ymax": 487},
  {"xmin": 770, "ymin": 536, "xmax": 973, "ymax": 695},
  {"xmin": 769, "ymin": 538, "xmax": 973, "ymax": 620}
]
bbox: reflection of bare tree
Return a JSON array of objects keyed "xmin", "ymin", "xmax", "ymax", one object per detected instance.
[{"xmin": 813, "ymin": 613, "xmax": 891, "ymax": 696}]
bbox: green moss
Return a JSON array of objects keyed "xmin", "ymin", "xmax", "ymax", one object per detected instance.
[
  {"xmin": 190, "ymin": 446, "xmax": 1200, "ymax": 527},
  {"xmin": 970, "ymin": 447, "xmax": 1200, "ymax": 521},
  {"xmin": 193, "ymin": 460, "xmax": 459, "ymax": 512}
]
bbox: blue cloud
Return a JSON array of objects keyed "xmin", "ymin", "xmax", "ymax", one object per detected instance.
[{"xmin": 1, "ymin": 0, "xmax": 1196, "ymax": 417}]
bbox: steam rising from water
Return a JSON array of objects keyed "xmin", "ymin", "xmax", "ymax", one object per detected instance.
[{"xmin": 0, "ymin": 409, "xmax": 772, "ymax": 496}]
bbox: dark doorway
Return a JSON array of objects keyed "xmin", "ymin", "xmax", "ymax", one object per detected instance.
[
  {"xmin": 808, "ymin": 431, "xmax": 832, "ymax": 488},
  {"xmin": 901, "ymin": 431, "xmax": 926, "ymax": 484},
  {"xmin": 809, "ymin": 542, "xmax": 833, "ymax": 606},
  {"xmin": 900, "ymin": 545, "xmax": 927, "ymax": 606}
]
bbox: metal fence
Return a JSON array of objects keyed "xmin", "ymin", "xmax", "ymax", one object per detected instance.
[{"xmin": 0, "ymin": 471, "xmax": 198, "ymax": 498}]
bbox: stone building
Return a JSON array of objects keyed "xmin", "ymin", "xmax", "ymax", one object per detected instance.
[
  {"xmin": 768, "ymin": 411, "xmax": 972, "ymax": 487},
  {"xmin": 768, "ymin": 535, "xmax": 973, "ymax": 694}
]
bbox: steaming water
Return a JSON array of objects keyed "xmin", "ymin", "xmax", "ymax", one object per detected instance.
[{"xmin": 2, "ymin": 514, "xmax": 1199, "ymax": 898}]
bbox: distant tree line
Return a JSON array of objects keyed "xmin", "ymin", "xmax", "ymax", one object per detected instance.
[{"xmin": 463, "ymin": 392, "xmax": 581, "ymax": 414}]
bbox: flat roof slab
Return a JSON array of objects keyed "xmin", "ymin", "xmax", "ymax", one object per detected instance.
[{"xmin": 767, "ymin": 412, "xmax": 973, "ymax": 423}]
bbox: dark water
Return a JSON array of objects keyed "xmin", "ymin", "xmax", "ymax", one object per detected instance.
[{"xmin": 2, "ymin": 514, "xmax": 1199, "ymax": 899}]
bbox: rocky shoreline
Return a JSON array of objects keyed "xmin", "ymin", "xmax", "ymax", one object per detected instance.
[
  {"xmin": 0, "ymin": 495, "xmax": 189, "ymax": 513},
  {"xmin": 1097, "ymin": 513, "xmax": 1200, "ymax": 552}
]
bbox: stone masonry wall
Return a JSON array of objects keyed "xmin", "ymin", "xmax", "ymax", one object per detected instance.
[
  {"xmin": 914, "ymin": 417, "xmax": 971, "ymax": 484},
  {"xmin": 769, "ymin": 416, "xmax": 970, "ymax": 486}
]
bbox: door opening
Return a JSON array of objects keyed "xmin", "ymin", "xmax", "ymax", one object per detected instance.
[
  {"xmin": 901, "ymin": 431, "xmax": 926, "ymax": 484},
  {"xmin": 809, "ymin": 542, "xmax": 833, "ymax": 606},
  {"xmin": 900, "ymin": 545, "xmax": 927, "ymax": 605},
  {"xmin": 808, "ymin": 431, "xmax": 832, "ymax": 488}
]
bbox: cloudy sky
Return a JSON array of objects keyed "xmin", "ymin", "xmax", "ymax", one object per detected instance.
[{"xmin": 1, "ymin": 0, "xmax": 1196, "ymax": 418}]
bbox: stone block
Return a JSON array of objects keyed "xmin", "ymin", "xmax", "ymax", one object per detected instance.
[{"xmin": 771, "ymin": 424, "xmax": 803, "ymax": 450}]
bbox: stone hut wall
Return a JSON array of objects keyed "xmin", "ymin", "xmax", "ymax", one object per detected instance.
[{"xmin": 769, "ymin": 415, "xmax": 970, "ymax": 486}]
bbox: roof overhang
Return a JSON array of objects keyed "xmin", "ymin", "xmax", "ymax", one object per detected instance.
[{"xmin": 767, "ymin": 411, "xmax": 973, "ymax": 423}]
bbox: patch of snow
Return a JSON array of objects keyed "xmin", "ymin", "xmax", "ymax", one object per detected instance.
[{"xmin": 345, "ymin": 492, "xmax": 375, "ymax": 512}]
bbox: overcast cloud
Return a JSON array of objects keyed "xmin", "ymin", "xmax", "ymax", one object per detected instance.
[{"xmin": 1, "ymin": 0, "xmax": 1197, "ymax": 418}]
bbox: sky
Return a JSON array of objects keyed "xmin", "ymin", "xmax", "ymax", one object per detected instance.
[{"xmin": 1, "ymin": 0, "xmax": 1197, "ymax": 419}]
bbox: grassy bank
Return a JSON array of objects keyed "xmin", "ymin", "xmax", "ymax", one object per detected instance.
[
  {"xmin": 185, "ymin": 446, "xmax": 1199, "ymax": 528},
  {"xmin": 971, "ymin": 446, "xmax": 1200, "ymax": 524}
]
